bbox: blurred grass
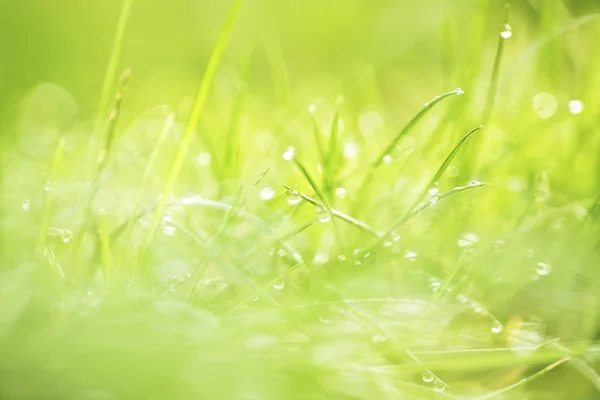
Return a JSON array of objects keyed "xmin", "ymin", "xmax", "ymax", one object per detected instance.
[{"xmin": 1, "ymin": 0, "xmax": 600, "ymax": 399}]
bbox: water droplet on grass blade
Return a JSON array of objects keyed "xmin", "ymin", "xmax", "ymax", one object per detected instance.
[
  {"xmin": 259, "ymin": 187, "xmax": 276, "ymax": 200},
  {"xmin": 536, "ymin": 262, "xmax": 552, "ymax": 276},
  {"xmin": 315, "ymin": 204, "xmax": 331, "ymax": 223},
  {"xmin": 457, "ymin": 233, "xmax": 479, "ymax": 248},
  {"xmin": 371, "ymin": 335, "xmax": 388, "ymax": 343},
  {"xmin": 468, "ymin": 180, "xmax": 482, "ymax": 186},
  {"xmin": 382, "ymin": 154, "xmax": 393, "ymax": 164},
  {"xmin": 404, "ymin": 251, "xmax": 418, "ymax": 261},
  {"xmin": 273, "ymin": 280, "xmax": 285, "ymax": 290},
  {"xmin": 491, "ymin": 320, "xmax": 503, "ymax": 334},
  {"xmin": 44, "ymin": 181, "xmax": 51, "ymax": 192},
  {"xmin": 196, "ymin": 152, "xmax": 211, "ymax": 166},
  {"xmin": 61, "ymin": 230, "xmax": 72, "ymax": 243},
  {"xmin": 343, "ymin": 141, "xmax": 359, "ymax": 159},
  {"xmin": 282, "ymin": 146, "xmax": 296, "ymax": 161},
  {"xmin": 500, "ymin": 24, "xmax": 512, "ymax": 39},
  {"xmin": 286, "ymin": 190, "xmax": 301, "ymax": 205},
  {"xmin": 22, "ymin": 199, "xmax": 31, "ymax": 211},
  {"xmin": 433, "ymin": 379, "xmax": 446, "ymax": 392},
  {"xmin": 337, "ymin": 255, "xmax": 346, "ymax": 261},
  {"xmin": 455, "ymin": 88, "xmax": 465, "ymax": 95},
  {"xmin": 163, "ymin": 225, "xmax": 176, "ymax": 237},
  {"xmin": 319, "ymin": 317, "xmax": 330, "ymax": 324},
  {"xmin": 335, "ymin": 187, "xmax": 347, "ymax": 198},
  {"xmin": 422, "ymin": 370, "xmax": 434, "ymax": 383}
]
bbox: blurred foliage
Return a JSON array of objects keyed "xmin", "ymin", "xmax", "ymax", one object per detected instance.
[{"xmin": 1, "ymin": 0, "xmax": 600, "ymax": 399}]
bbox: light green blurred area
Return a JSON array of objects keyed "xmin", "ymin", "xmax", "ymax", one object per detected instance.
[
  {"xmin": 1, "ymin": 0, "xmax": 595, "ymax": 116},
  {"xmin": 1, "ymin": 1, "xmax": 600, "ymax": 399}
]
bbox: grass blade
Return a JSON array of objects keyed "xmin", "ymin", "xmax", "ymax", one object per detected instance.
[
  {"xmin": 482, "ymin": 3, "xmax": 510, "ymax": 124},
  {"xmin": 143, "ymin": 0, "xmax": 244, "ymax": 262},
  {"xmin": 324, "ymin": 104, "xmax": 341, "ymax": 198},
  {"xmin": 372, "ymin": 88, "xmax": 464, "ymax": 168},
  {"xmin": 90, "ymin": 0, "xmax": 135, "ymax": 174},
  {"xmin": 282, "ymin": 184, "xmax": 381, "ymax": 238},
  {"xmin": 476, "ymin": 357, "xmax": 570, "ymax": 400},
  {"xmin": 423, "ymin": 124, "xmax": 483, "ymax": 195},
  {"xmin": 222, "ymin": 49, "xmax": 252, "ymax": 182},
  {"xmin": 361, "ymin": 182, "xmax": 488, "ymax": 255}
]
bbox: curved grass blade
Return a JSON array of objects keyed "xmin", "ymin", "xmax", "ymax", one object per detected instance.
[
  {"xmin": 476, "ymin": 357, "xmax": 570, "ymax": 400},
  {"xmin": 372, "ymin": 88, "xmax": 464, "ymax": 169},
  {"xmin": 361, "ymin": 182, "xmax": 488, "ymax": 256},
  {"xmin": 143, "ymin": 0, "xmax": 244, "ymax": 263},
  {"xmin": 422, "ymin": 124, "xmax": 483, "ymax": 199}
]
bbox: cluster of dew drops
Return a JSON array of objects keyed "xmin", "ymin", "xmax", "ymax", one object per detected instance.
[
  {"xmin": 281, "ymin": 146, "xmax": 332, "ymax": 223},
  {"xmin": 421, "ymin": 370, "xmax": 447, "ymax": 393}
]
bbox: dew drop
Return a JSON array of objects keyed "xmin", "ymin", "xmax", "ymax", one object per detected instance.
[
  {"xmin": 536, "ymin": 262, "xmax": 552, "ymax": 276},
  {"xmin": 273, "ymin": 280, "xmax": 285, "ymax": 290},
  {"xmin": 568, "ymin": 100, "xmax": 584, "ymax": 115},
  {"xmin": 352, "ymin": 248, "xmax": 362, "ymax": 256},
  {"xmin": 22, "ymin": 199, "xmax": 31, "ymax": 211},
  {"xmin": 319, "ymin": 317, "xmax": 330, "ymax": 324},
  {"xmin": 371, "ymin": 335, "xmax": 388, "ymax": 343},
  {"xmin": 282, "ymin": 146, "xmax": 296, "ymax": 161},
  {"xmin": 391, "ymin": 232, "xmax": 400, "ymax": 242},
  {"xmin": 335, "ymin": 187, "xmax": 347, "ymax": 199},
  {"xmin": 526, "ymin": 248, "xmax": 535, "ymax": 258},
  {"xmin": 457, "ymin": 232, "xmax": 479, "ymax": 248},
  {"xmin": 259, "ymin": 187, "xmax": 276, "ymax": 200},
  {"xmin": 343, "ymin": 141, "xmax": 359, "ymax": 159},
  {"xmin": 382, "ymin": 154, "xmax": 393, "ymax": 164},
  {"xmin": 61, "ymin": 230, "xmax": 72, "ymax": 243},
  {"xmin": 468, "ymin": 180, "xmax": 482, "ymax": 186},
  {"xmin": 433, "ymin": 379, "xmax": 446, "ymax": 392},
  {"xmin": 500, "ymin": 24, "xmax": 512, "ymax": 39},
  {"xmin": 337, "ymin": 255, "xmax": 346, "ymax": 261},
  {"xmin": 286, "ymin": 190, "xmax": 301, "ymax": 205},
  {"xmin": 353, "ymin": 260, "xmax": 362, "ymax": 266},
  {"xmin": 196, "ymin": 152, "xmax": 211, "ymax": 166},
  {"xmin": 421, "ymin": 370, "xmax": 434, "ymax": 383},
  {"xmin": 456, "ymin": 293, "xmax": 468, "ymax": 303},
  {"xmin": 491, "ymin": 320, "xmax": 503, "ymax": 334},
  {"xmin": 455, "ymin": 88, "xmax": 465, "ymax": 95},
  {"xmin": 430, "ymin": 281, "xmax": 441, "ymax": 292},
  {"xmin": 315, "ymin": 204, "xmax": 331, "ymax": 223},
  {"xmin": 44, "ymin": 181, "xmax": 51, "ymax": 192},
  {"xmin": 251, "ymin": 296, "xmax": 260, "ymax": 302},
  {"xmin": 163, "ymin": 225, "xmax": 176, "ymax": 237},
  {"xmin": 493, "ymin": 239, "xmax": 506, "ymax": 252},
  {"xmin": 404, "ymin": 251, "xmax": 418, "ymax": 261},
  {"xmin": 277, "ymin": 249, "xmax": 286, "ymax": 257},
  {"xmin": 308, "ymin": 104, "xmax": 317, "ymax": 114},
  {"xmin": 383, "ymin": 240, "xmax": 393, "ymax": 248}
]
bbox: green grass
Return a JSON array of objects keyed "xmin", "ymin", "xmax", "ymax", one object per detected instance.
[{"xmin": 1, "ymin": 1, "xmax": 600, "ymax": 399}]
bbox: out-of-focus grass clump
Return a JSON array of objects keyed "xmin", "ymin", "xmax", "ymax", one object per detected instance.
[{"xmin": 1, "ymin": 0, "xmax": 600, "ymax": 399}]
